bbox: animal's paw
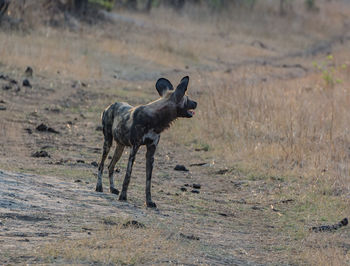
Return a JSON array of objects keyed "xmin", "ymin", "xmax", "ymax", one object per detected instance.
[
  {"xmin": 119, "ymin": 193, "xmax": 127, "ymax": 201},
  {"xmin": 146, "ymin": 201, "xmax": 157, "ymax": 208},
  {"xmin": 95, "ymin": 184, "xmax": 103, "ymax": 192},
  {"xmin": 110, "ymin": 187, "xmax": 119, "ymax": 195}
]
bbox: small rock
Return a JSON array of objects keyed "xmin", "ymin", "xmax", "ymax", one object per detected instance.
[
  {"xmin": 47, "ymin": 127, "xmax": 59, "ymax": 134},
  {"xmin": 74, "ymin": 179, "xmax": 82, "ymax": 183},
  {"xmin": 10, "ymin": 79, "xmax": 17, "ymax": 85},
  {"xmin": 0, "ymin": 100, "xmax": 5, "ymax": 104},
  {"xmin": 122, "ymin": 220, "xmax": 145, "ymax": 229},
  {"xmin": 193, "ymin": 183, "xmax": 201, "ymax": 189},
  {"xmin": 36, "ymin": 232, "xmax": 49, "ymax": 237},
  {"xmin": 91, "ymin": 161, "xmax": 98, "ymax": 167},
  {"xmin": 2, "ymin": 85, "xmax": 11, "ymax": 90},
  {"xmin": 76, "ymin": 159, "xmax": 85, "ymax": 164},
  {"xmin": 184, "ymin": 183, "xmax": 190, "ymax": 187},
  {"xmin": 194, "ymin": 146, "xmax": 209, "ymax": 152},
  {"xmin": 36, "ymin": 123, "xmax": 59, "ymax": 134},
  {"xmin": 174, "ymin": 164, "xmax": 189, "ymax": 171},
  {"xmin": 0, "ymin": 106, "xmax": 6, "ymax": 111},
  {"xmin": 218, "ymin": 213, "xmax": 228, "ymax": 217},
  {"xmin": 24, "ymin": 128, "xmax": 32, "ymax": 134},
  {"xmin": 191, "ymin": 189, "xmax": 200, "ymax": 194},
  {"xmin": 180, "ymin": 187, "xmax": 187, "ymax": 192},
  {"xmin": 36, "ymin": 123, "xmax": 48, "ymax": 131},
  {"xmin": 45, "ymin": 107, "xmax": 60, "ymax": 113},
  {"xmin": 25, "ymin": 66, "xmax": 33, "ymax": 77},
  {"xmin": 23, "ymin": 79, "xmax": 32, "ymax": 88},
  {"xmin": 180, "ymin": 233, "xmax": 200, "ymax": 240},
  {"xmin": 280, "ymin": 199, "xmax": 294, "ymax": 204},
  {"xmin": 216, "ymin": 169, "xmax": 229, "ymax": 175},
  {"xmin": 190, "ymin": 162, "xmax": 208, "ymax": 166},
  {"xmin": 32, "ymin": 151, "xmax": 50, "ymax": 158}
]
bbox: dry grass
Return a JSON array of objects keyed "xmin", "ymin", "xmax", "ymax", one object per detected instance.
[
  {"xmin": 0, "ymin": 29, "xmax": 103, "ymax": 80},
  {"xmin": 180, "ymin": 56, "xmax": 350, "ymax": 179},
  {"xmin": 302, "ymin": 233, "xmax": 350, "ymax": 265},
  {"xmin": 172, "ymin": 53, "xmax": 350, "ymax": 263},
  {"xmin": 40, "ymin": 223, "xmax": 194, "ymax": 265}
]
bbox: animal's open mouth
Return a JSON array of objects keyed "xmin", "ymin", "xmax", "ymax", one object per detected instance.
[{"xmin": 187, "ymin": 110, "xmax": 195, "ymax": 117}]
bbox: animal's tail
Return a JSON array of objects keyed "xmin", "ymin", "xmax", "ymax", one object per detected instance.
[{"xmin": 101, "ymin": 105, "xmax": 114, "ymax": 145}]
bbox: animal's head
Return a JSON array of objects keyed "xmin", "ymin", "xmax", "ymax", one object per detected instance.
[{"xmin": 155, "ymin": 76, "xmax": 197, "ymax": 118}]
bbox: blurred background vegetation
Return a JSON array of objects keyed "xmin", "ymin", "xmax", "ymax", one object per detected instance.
[{"xmin": 0, "ymin": 0, "xmax": 319, "ymax": 25}]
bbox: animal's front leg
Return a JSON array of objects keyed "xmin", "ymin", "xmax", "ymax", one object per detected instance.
[
  {"xmin": 145, "ymin": 144, "xmax": 157, "ymax": 208},
  {"xmin": 119, "ymin": 145, "xmax": 139, "ymax": 201}
]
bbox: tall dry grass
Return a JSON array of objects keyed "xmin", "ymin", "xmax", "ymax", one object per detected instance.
[
  {"xmin": 177, "ymin": 55, "xmax": 350, "ymax": 184},
  {"xmin": 0, "ymin": 29, "xmax": 103, "ymax": 79}
]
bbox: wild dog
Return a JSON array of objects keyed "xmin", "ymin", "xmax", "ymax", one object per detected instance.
[{"xmin": 95, "ymin": 76, "xmax": 197, "ymax": 208}]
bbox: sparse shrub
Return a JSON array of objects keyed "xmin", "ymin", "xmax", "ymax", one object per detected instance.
[{"xmin": 313, "ymin": 55, "xmax": 346, "ymax": 88}]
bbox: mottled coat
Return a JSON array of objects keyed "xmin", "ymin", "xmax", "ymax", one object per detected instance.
[{"xmin": 96, "ymin": 76, "xmax": 197, "ymax": 208}]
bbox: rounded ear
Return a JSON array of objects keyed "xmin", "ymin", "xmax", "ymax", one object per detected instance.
[
  {"xmin": 174, "ymin": 76, "xmax": 189, "ymax": 103},
  {"xmin": 156, "ymin": 78, "xmax": 174, "ymax": 97}
]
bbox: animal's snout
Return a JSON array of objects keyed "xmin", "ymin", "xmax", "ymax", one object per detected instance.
[
  {"xmin": 193, "ymin": 101, "xmax": 197, "ymax": 109},
  {"xmin": 189, "ymin": 100, "xmax": 197, "ymax": 110}
]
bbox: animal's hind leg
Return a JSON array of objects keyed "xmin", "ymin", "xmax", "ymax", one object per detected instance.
[
  {"xmin": 108, "ymin": 143, "xmax": 125, "ymax": 195},
  {"xmin": 96, "ymin": 139, "xmax": 112, "ymax": 192}
]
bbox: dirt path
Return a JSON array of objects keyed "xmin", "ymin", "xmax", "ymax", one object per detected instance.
[{"xmin": 0, "ymin": 164, "xmax": 259, "ymax": 265}]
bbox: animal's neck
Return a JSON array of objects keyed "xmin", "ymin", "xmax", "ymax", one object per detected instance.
[
  {"xmin": 150, "ymin": 104, "xmax": 177, "ymax": 133},
  {"xmin": 155, "ymin": 110, "xmax": 176, "ymax": 133}
]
